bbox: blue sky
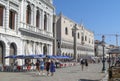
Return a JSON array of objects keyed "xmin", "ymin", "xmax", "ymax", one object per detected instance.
[{"xmin": 53, "ymin": 0, "xmax": 120, "ymax": 45}]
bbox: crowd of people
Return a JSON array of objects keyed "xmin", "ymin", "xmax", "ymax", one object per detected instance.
[{"xmin": 35, "ymin": 59, "xmax": 56, "ymax": 76}]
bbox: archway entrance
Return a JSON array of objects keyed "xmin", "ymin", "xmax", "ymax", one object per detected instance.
[
  {"xmin": 9, "ymin": 43, "xmax": 17, "ymax": 64},
  {"xmin": 0, "ymin": 41, "xmax": 5, "ymax": 65}
]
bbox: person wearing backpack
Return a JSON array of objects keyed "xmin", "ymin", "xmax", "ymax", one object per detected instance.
[{"xmin": 80, "ymin": 59, "xmax": 85, "ymax": 71}]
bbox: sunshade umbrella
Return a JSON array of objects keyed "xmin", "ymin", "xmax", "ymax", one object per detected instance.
[{"xmin": 5, "ymin": 55, "xmax": 16, "ymax": 59}]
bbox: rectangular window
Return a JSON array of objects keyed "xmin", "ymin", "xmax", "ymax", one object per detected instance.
[
  {"xmin": 9, "ymin": 10, "xmax": 15, "ymax": 30},
  {"xmin": 26, "ymin": 10, "xmax": 29, "ymax": 24},
  {"xmin": 0, "ymin": 6, "xmax": 3, "ymax": 26},
  {"xmin": 36, "ymin": 14, "xmax": 39, "ymax": 27}
]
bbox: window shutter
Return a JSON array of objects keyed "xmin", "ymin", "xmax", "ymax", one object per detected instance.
[
  {"xmin": 12, "ymin": 12, "xmax": 15, "ymax": 29},
  {"xmin": 0, "ymin": 6, "xmax": 3, "ymax": 26}
]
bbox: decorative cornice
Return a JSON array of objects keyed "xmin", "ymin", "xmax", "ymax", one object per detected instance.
[
  {"xmin": 19, "ymin": 28, "xmax": 54, "ymax": 40},
  {"xmin": 41, "ymin": 0, "xmax": 55, "ymax": 9}
]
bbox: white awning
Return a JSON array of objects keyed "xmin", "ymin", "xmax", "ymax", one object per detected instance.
[{"xmin": 108, "ymin": 48, "xmax": 120, "ymax": 54}]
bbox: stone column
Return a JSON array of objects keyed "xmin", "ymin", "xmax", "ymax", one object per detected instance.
[
  {"xmin": 23, "ymin": 2, "xmax": 28, "ymax": 28},
  {"xmin": 49, "ymin": 44, "xmax": 53, "ymax": 55},
  {"xmin": 19, "ymin": 0, "xmax": 24, "ymax": 28},
  {"xmin": 47, "ymin": 14, "xmax": 49, "ymax": 32},
  {"xmin": 5, "ymin": 44, "xmax": 10, "ymax": 65},
  {"xmin": 47, "ymin": 44, "xmax": 49, "ymax": 55},
  {"xmin": 26, "ymin": 40, "xmax": 29, "ymax": 55},
  {"xmin": 39, "ymin": 10, "xmax": 42, "ymax": 29},
  {"xmin": 35, "ymin": 42, "xmax": 40, "ymax": 55},
  {"xmin": 31, "ymin": 4, "xmax": 34, "ymax": 26},
  {"xmin": 34, "ymin": 42, "xmax": 37, "ymax": 54},
  {"xmin": 40, "ymin": 43, "xmax": 43, "ymax": 54},
  {"xmin": 5, "ymin": 1, "xmax": 10, "ymax": 31},
  {"xmin": 41, "ymin": 10, "xmax": 44, "ymax": 30},
  {"xmin": 33, "ymin": 6, "xmax": 37, "ymax": 27},
  {"xmin": 49, "ymin": 15, "xmax": 53, "ymax": 33},
  {"xmin": 32, "ymin": 41, "xmax": 35, "ymax": 54},
  {"xmin": 31, "ymin": 41, "xmax": 34, "ymax": 54},
  {"xmin": 22, "ymin": 40, "xmax": 26, "ymax": 54}
]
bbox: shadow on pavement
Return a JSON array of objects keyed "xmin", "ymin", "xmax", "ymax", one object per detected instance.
[{"xmin": 79, "ymin": 79, "xmax": 99, "ymax": 81}]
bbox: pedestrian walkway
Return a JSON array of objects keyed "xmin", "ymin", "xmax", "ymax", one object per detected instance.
[
  {"xmin": 0, "ymin": 63, "xmax": 108, "ymax": 81},
  {"xmin": 100, "ymin": 74, "xmax": 108, "ymax": 81}
]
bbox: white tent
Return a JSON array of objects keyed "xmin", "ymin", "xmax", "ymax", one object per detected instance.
[{"xmin": 108, "ymin": 48, "xmax": 120, "ymax": 54}]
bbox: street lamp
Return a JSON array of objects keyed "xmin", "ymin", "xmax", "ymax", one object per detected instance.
[
  {"xmin": 72, "ymin": 24, "xmax": 78, "ymax": 62},
  {"xmin": 101, "ymin": 35, "xmax": 106, "ymax": 72}
]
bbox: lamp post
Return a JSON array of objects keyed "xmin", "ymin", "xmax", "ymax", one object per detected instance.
[
  {"xmin": 102, "ymin": 35, "xmax": 106, "ymax": 72},
  {"xmin": 72, "ymin": 24, "xmax": 78, "ymax": 62}
]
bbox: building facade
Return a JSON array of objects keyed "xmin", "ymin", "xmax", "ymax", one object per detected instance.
[
  {"xmin": 0, "ymin": 0, "xmax": 55, "ymax": 65},
  {"xmin": 95, "ymin": 40, "xmax": 116, "ymax": 58},
  {"xmin": 56, "ymin": 14, "xmax": 94, "ymax": 60}
]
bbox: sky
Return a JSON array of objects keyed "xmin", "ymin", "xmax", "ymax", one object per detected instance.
[{"xmin": 53, "ymin": 0, "xmax": 120, "ymax": 46}]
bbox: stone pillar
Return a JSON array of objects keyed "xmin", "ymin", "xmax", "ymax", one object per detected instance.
[
  {"xmin": 39, "ymin": 10, "xmax": 42, "ymax": 29},
  {"xmin": 32, "ymin": 41, "xmax": 35, "ymax": 54},
  {"xmin": 49, "ymin": 44, "xmax": 53, "ymax": 55},
  {"xmin": 23, "ymin": 2, "xmax": 28, "ymax": 28},
  {"xmin": 5, "ymin": 45, "xmax": 10, "ymax": 65},
  {"xmin": 47, "ymin": 44, "xmax": 49, "ymax": 55},
  {"xmin": 31, "ymin": 4, "xmax": 34, "ymax": 26},
  {"xmin": 33, "ymin": 6, "xmax": 36, "ymax": 27},
  {"xmin": 47, "ymin": 14, "xmax": 49, "ymax": 32},
  {"xmin": 39, "ymin": 42, "xmax": 42, "ymax": 54},
  {"xmin": 19, "ymin": 0, "xmax": 24, "ymax": 28},
  {"xmin": 3, "ymin": 5, "xmax": 6, "ymax": 29},
  {"xmin": 30, "ymin": 41, "xmax": 34, "ymax": 54},
  {"xmin": 41, "ymin": 43, "xmax": 43, "ymax": 54},
  {"xmin": 34, "ymin": 42, "xmax": 37, "ymax": 54},
  {"xmin": 5, "ymin": 1, "xmax": 10, "ymax": 30},
  {"xmin": 41, "ymin": 10, "xmax": 44, "ymax": 30},
  {"xmin": 26, "ymin": 40, "xmax": 29, "ymax": 55},
  {"xmin": 49, "ymin": 15, "xmax": 53, "ymax": 33},
  {"xmin": 22, "ymin": 40, "xmax": 25, "ymax": 54}
]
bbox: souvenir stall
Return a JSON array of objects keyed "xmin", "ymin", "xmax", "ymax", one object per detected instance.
[{"xmin": 108, "ymin": 48, "xmax": 120, "ymax": 81}]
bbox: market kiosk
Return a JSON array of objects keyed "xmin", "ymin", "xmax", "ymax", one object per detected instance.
[{"xmin": 108, "ymin": 48, "xmax": 120, "ymax": 81}]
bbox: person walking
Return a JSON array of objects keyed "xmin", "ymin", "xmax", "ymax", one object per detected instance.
[
  {"xmin": 50, "ymin": 60, "xmax": 56, "ymax": 76},
  {"xmin": 35, "ymin": 60, "xmax": 40, "ymax": 75},
  {"xmin": 80, "ymin": 59, "xmax": 85, "ymax": 71},
  {"xmin": 85, "ymin": 59, "xmax": 88, "ymax": 69},
  {"xmin": 45, "ymin": 59, "xmax": 51, "ymax": 76},
  {"xmin": 40, "ymin": 59, "xmax": 45, "ymax": 75}
]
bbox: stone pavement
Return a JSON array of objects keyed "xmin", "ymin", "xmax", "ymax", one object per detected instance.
[{"xmin": 0, "ymin": 63, "xmax": 108, "ymax": 81}]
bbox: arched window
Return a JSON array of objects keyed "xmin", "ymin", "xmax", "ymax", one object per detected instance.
[
  {"xmin": 10, "ymin": 44, "xmax": 15, "ymax": 55},
  {"xmin": 26, "ymin": 5, "xmax": 31, "ymax": 24},
  {"xmin": 44, "ymin": 13, "xmax": 47, "ymax": 30},
  {"xmin": 0, "ymin": 6, "xmax": 4, "ymax": 26},
  {"xmin": 81, "ymin": 36, "xmax": 84, "ymax": 41},
  {"xmin": 36, "ymin": 10, "xmax": 40, "ymax": 27},
  {"xmin": 43, "ymin": 44, "xmax": 47, "ymax": 55},
  {"xmin": 9, "ymin": 10, "xmax": 15, "ymax": 29},
  {"xmin": 65, "ymin": 27, "xmax": 68, "ymax": 35}
]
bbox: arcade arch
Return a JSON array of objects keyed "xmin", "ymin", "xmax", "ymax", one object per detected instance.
[{"xmin": 0, "ymin": 41, "xmax": 5, "ymax": 64}]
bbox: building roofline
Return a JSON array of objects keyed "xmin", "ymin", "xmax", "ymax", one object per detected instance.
[
  {"xmin": 57, "ymin": 13, "xmax": 94, "ymax": 34},
  {"xmin": 41, "ymin": 0, "xmax": 55, "ymax": 10}
]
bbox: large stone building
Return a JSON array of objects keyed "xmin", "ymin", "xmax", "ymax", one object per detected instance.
[
  {"xmin": 94, "ymin": 40, "xmax": 116, "ymax": 58},
  {"xmin": 56, "ymin": 14, "xmax": 94, "ymax": 61},
  {"xmin": 0, "ymin": 0, "xmax": 55, "ymax": 65}
]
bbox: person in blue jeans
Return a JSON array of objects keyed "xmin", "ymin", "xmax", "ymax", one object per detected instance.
[
  {"xmin": 50, "ymin": 60, "xmax": 56, "ymax": 76},
  {"xmin": 40, "ymin": 59, "xmax": 45, "ymax": 75}
]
